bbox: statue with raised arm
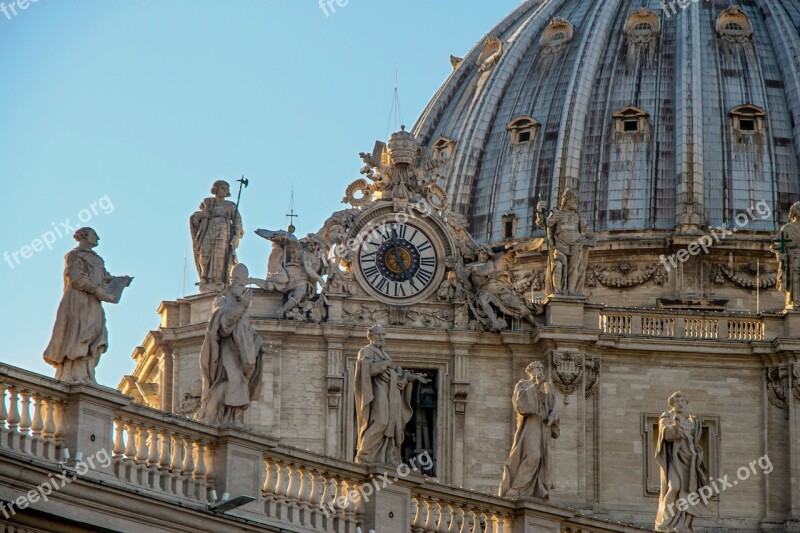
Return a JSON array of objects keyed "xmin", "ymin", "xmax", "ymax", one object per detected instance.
[
  {"xmin": 354, "ymin": 325, "xmax": 430, "ymax": 466},
  {"xmin": 536, "ymin": 188, "xmax": 595, "ymax": 295},
  {"xmin": 773, "ymin": 201, "xmax": 800, "ymax": 309},
  {"xmin": 466, "ymin": 245, "xmax": 543, "ymax": 331},
  {"xmin": 499, "ymin": 361, "xmax": 559, "ymax": 500},
  {"xmin": 655, "ymin": 392, "xmax": 708, "ymax": 532},
  {"xmin": 194, "ymin": 263, "xmax": 268, "ymax": 426},
  {"xmin": 190, "ymin": 180, "xmax": 244, "ymax": 293},
  {"xmin": 43, "ymin": 227, "xmax": 133, "ymax": 383}
]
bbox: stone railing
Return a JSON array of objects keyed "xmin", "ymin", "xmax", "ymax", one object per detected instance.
[
  {"xmin": 599, "ymin": 309, "xmax": 766, "ymax": 341},
  {"xmin": 0, "ymin": 363, "xmax": 649, "ymax": 533}
]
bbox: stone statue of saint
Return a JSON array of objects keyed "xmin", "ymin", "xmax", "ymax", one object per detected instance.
[
  {"xmin": 654, "ymin": 391, "xmax": 708, "ymax": 532},
  {"xmin": 194, "ymin": 263, "xmax": 267, "ymax": 425},
  {"xmin": 536, "ymin": 188, "xmax": 595, "ymax": 296},
  {"xmin": 773, "ymin": 201, "xmax": 800, "ymax": 309},
  {"xmin": 499, "ymin": 362, "xmax": 559, "ymax": 500},
  {"xmin": 190, "ymin": 180, "xmax": 244, "ymax": 293},
  {"xmin": 43, "ymin": 227, "xmax": 133, "ymax": 383},
  {"xmin": 354, "ymin": 324, "xmax": 430, "ymax": 466}
]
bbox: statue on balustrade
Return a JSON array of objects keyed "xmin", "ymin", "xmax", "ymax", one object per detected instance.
[
  {"xmin": 190, "ymin": 180, "xmax": 244, "ymax": 293},
  {"xmin": 499, "ymin": 361, "xmax": 559, "ymax": 500},
  {"xmin": 43, "ymin": 228, "xmax": 133, "ymax": 383},
  {"xmin": 195, "ymin": 263, "xmax": 268, "ymax": 426},
  {"xmin": 773, "ymin": 201, "xmax": 800, "ymax": 309},
  {"xmin": 354, "ymin": 325, "xmax": 430, "ymax": 466},
  {"xmin": 654, "ymin": 391, "xmax": 708, "ymax": 533},
  {"xmin": 536, "ymin": 188, "xmax": 595, "ymax": 296}
]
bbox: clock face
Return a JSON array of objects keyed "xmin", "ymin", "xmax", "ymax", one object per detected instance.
[{"xmin": 358, "ymin": 221, "xmax": 439, "ymax": 302}]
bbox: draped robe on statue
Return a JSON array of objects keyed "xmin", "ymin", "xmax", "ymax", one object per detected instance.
[
  {"xmin": 499, "ymin": 379, "xmax": 559, "ymax": 499},
  {"xmin": 354, "ymin": 344, "xmax": 414, "ymax": 465},
  {"xmin": 43, "ymin": 248, "xmax": 127, "ymax": 382},
  {"xmin": 655, "ymin": 412, "xmax": 707, "ymax": 532},
  {"xmin": 194, "ymin": 292, "xmax": 264, "ymax": 425}
]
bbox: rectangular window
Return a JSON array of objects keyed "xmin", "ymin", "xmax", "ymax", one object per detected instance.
[
  {"xmin": 738, "ymin": 119, "xmax": 756, "ymax": 131},
  {"xmin": 517, "ymin": 130, "xmax": 531, "ymax": 143},
  {"xmin": 623, "ymin": 120, "xmax": 639, "ymax": 132}
]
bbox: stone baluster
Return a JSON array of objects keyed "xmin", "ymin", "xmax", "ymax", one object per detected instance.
[
  {"xmin": 203, "ymin": 443, "xmax": 215, "ymax": 501},
  {"xmin": 412, "ymin": 495, "xmax": 426, "ymax": 533},
  {"xmin": 423, "ymin": 497, "xmax": 436, "ymax": 532},
  {"xmin": 6, "ymin": 386, "xmax": 20, "ymax": 451},
  {"xmin": 502, "ymin": 514, "xmax": 513, "ymax": 533},
  {"xmin": 29, "ymin": 392, "xmax": 44, "ymax": 458},
  {"xmin": 285, "ymin": 462, "xmax": 302, "ymax": 524},
  {"xmin": 297, "ymin": 466, "xmax": 313, "ymax": 526},
  {"xmin": 193, "ymin": 440, "xmax": 208, "ymax": 503},
  {"xmin": 181, "ymin": 436, "xmax": 196, "ymax": 499},
  {"xmin": 53, "ymin": 399, "xmax": 65, "ymax": 457},
  {"xmin": 0, "ymin": 384, "xmax": 7, "ymax": 448},
  {"xmin": 330, "ymin": 474, "xmax": 347, "ymax": 533},
  {"xmin": 440, "ymin": 501, "xmax": 456, "ymax": 533},
  {"xmin": 156, "ymin": 430, "xmax": 172, "ymax": 493},
  {"xmin": 349, "ymin": 477, "xmax": 365, "ymax": 531},
  {"xmin": 133, "ymin": 423, "xmax": 149, "ymax": 486},
  {"xmin": 446, "ymin": 503, "xmax": 461, "ymax": 533},
  {"xmin": 122, "ymin": 420, "xmax": 138, "ymax": 483},
  {"xmin": 272, "ymin": 459, "xmax": 288, "ymax": 520},
  {"xmin": 112, "ymin": 418, "xmax": 125, "ymax": 476},
  {"xmin": 262, "ymin": 457, "xmax": 277, "ymax": 517},
  {"xmin": 317, "ymin": 471, "xmax": 336, "ymax": 531},
  {"xmin": 489, "ymin": 513, "xmax": 500, "ymax": 533},
  {"xmin": 466, "ymin": 507, "xmax": 480, "ymax": 533},
  {"xmin": 455, "ymin": 504, "xmax": 469, "ymax": 533},
  {"xmin": 306, "ymin": 468, "xmax": 323, "ymax": 529},
  {"xmin": 41, "ymin": 396, "xmax": 58, "ymax": 461},
  {"xmin": 18, "ymin": 390, "xmax": 32, "ymax": 455},
  {"xmin": 169, "ymin": 433, "xmax": 184, "ymax": 497},
  {"xmin": 146, "ymin": 426, "xmax": 160, "ymax": 490}
]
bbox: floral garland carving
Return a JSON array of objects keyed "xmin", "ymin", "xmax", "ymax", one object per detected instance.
[
  {"xmin": 585, "ymin": 262, "xmax": 666, "ymax": 289},
  {"xmin": 712, "ymin": 264, "xmax": 776, "ymax": 289}
]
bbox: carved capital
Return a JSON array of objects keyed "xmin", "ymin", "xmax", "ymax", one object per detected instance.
[
  {"xmin": 452, "ymin": 381, "xmax": 470, "ymax": 414},
  {"xmin": 326, "ymin": 376, "xmax": 344, "ymax": 410},
  {"xmin": 767, "ymin": 365, "xmax": 789, "ymax": 409}
]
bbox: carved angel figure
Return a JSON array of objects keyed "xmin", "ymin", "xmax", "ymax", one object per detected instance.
[
  {"xmin": 250, "ymin": 230, "xmax": 328, "ymax": 322},
  {"xmin": 465, "ymin": 245, "xmax": 543, "ymax": 331}
]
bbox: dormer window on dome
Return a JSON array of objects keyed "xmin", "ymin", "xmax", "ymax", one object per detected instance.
[
  {"xmin": 541, "ymin": 18, "xmax": 574, "ymax": 54},
  {"xmin": 501, "ymin": 213, "xmax": 518, "ymax": 240},
  {"xmin": 730, "ymin": 104, "xmax": 766, "ymax": 134},
  {"xmin": 717, "ymin": 6, "xmax": 752, "ymax": 43},
  {"xmin": 612, "ymin": 106, "xmax": 649, "ymax": 135},
  {"xmin": 507, "ymin": 116, "xmax": 540, "ymax": 145},
  {"xmin": 625, "ymin": 9, "xmax": 660, "ymax": 44},
  {"xmin": 431, "ymin": 136, "xmax": 456, "ymax": 161}
]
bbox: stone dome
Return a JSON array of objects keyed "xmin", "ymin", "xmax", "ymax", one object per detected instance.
[{"xmin": 414, "ymin": 0, "xmax": 800, "ymax": 243}]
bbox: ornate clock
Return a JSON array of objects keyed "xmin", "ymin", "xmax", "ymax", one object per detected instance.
[{"xmin": 354, "ymin": 215, "xmax": 446, "ymax": 305}]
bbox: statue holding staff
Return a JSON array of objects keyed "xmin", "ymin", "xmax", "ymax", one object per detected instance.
[{"xmin": 190, "ymin": 180, "xmax": 244, "ymax": 293}]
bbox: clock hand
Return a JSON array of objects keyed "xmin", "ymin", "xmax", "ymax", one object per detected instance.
[{"xmin": 391, "ymin": 227, "xmax": 417, "ymax": 286}]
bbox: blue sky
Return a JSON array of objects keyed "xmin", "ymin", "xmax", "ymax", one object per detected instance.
[{"xmin": 0, "ymin": 0, "xmax": 521, "ymax": 386}]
